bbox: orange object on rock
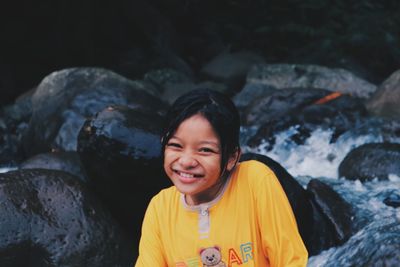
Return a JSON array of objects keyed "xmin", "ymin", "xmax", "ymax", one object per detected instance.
[{"xmin": 313, "ymin": 91, "xmax": 342, "ymax": 105}]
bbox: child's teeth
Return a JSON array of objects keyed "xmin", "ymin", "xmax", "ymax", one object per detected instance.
[{"xmin": 180, "ymin": 172, "xmax": 194, "ymax": 178}]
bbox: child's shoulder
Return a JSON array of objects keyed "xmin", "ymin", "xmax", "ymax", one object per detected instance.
[
  {"xmin": 238, "ymin": 159, "xmax": 274, "ymax": 174},
  {"xmin": 151, "ymin": 185, "xmax": 180, "ymax": 204},
  {"xmin": 235, "ymin": 159, "xmax": 277, "ymax": 187}
]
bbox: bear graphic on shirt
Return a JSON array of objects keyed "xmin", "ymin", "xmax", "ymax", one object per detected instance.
[{"xmin": 200, "ymin": 246, "xmax": 226, "ymax": 267}]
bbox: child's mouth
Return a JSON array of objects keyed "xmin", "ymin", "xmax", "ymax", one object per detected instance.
[{"xmin": 174, "ymin": 170, "xmax": 203, "ymax": 182}]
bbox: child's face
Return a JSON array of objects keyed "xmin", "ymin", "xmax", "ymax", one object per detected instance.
[{"xmin": 163, "ymin": 114, "xmax": 229, "ymax": 205}]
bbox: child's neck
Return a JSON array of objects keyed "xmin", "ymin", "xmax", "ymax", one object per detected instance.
[{"xmin": 185, "ymin": 178, "xmax": 227, "ymax": 206}]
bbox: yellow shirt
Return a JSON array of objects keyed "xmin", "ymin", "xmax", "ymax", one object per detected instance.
[{"xmin": 135, "ymin": 160, "xmax": 308, "ymax": 267}]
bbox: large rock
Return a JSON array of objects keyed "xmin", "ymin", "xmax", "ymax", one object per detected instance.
[
  {"xmin": 200, "ymin": 51, "xmax": 265, "ymax": 94},
  {"xmin": 242, "ymin": 87, "xmax": 329, "ymax": 126},
  {"xmin": 22, "ymin": 67, "xmax": 168, "ymax": 156},
  {"xmin": 247, "ymin": 91, "xmax": 368, "ymax": 149},
  {"xmin": 143, "ymin": 68, "xmax": 229, "ymax": 105},
  {"xmin": 322, "ymin": 217, "xmax": 400, "ymax": 267},
  {"xmin": 77, "ymin": 105, "xmax": 171, "ymax": 239},
  {"xmin": 232, "ymin": 82, "xmax": 276, "ymax": 113},
  {"xmin": 306, "ymin": 179, "xmax": 354, "ymax": 249},
  {"xmin": 246, "ymin": 64, "xmax": 377, "ymax": 98},
  {"xmin": 20, "ymin": 151, "xmax": 88, "ymax": 182},
  {"xmin": 366, "ymin": 69, "xmax": 400, "ymax": 120},
  {"xmin": 143, "ymin": 68, "xmax": 193, "ymax": 94},
  {"xmin": 0, "ymin": 88, "xmax": 34, "ymax": 166},
  {"xmin": 339, "ymin": 143, "xmax": 400, "ymax": 182},
  {"xmin": 0, "ymin": 169, "xmax": 132, "ymax": 267}
]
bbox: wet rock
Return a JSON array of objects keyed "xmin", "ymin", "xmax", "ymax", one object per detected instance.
[
  {"xmin": 0, "ymin": 169, "xmax": 133, "ymax": 267},
  {"xmin": 20, "ymin": 151, "xmax": 88, "ymax": 183},
  {"xmin": 0, "ymin": 89, "xmax": 35, "ymax": 166},
  {"xmin": 232, "ymin": 82, "xmax": 275, "ymax": 113},
  {"xmin": 77, "ymin": 105, "xmax": 171, "ymax": 240},
  {"xmin": 376, "ymin": 189, "xmax": 400, "ymax": 209},
  {"xmin": 366, "ymin": 69, "xmax": 400, "ymax": 120},
  {"xmin": 242, "ymin": 87, "xmax": 329, "ymax": 126},
  {"xmin": 1, "ymin": 88, "xmax": 35, "ymax": 125},
  {"xmin": 383, "ymin": 192, "xmax": 400, "ymax": 208},
  {"xmin": 143, "ymin": 68, "xmax": 223, "ymax": 106},
  {"xmin": 247, "ymin": 91, "xmax": 367, "ymax": 149},
  {"xmin": 0, "ymin": 126, "xmax": 21, "ymax": 167},
  {"xmin": 239, "ymin": 153, "xmax": 315, "ymax": 254},
  {"xmin": 307, "ymin": 179, "xmax": 354, "ymax": 250},
  {"xmin": 339, "ymin": 143, "xmax": 400, "ymax": 182},
  {"xmin": 143, "ymin": 68, "xmax": 193, "ymax": 94},
  {"xmin": 200, "ymin": 51, "xmax": 265, "ymax": 94},
  {"xmin": 246, "ymin": 64, "xmax": 377, "ymax": 98},
  {"xmin": 22, "ymin": 67, "xmax": 168, "ymax": 156},
  {"xmin": 323, "ymin": 217, "xmax": 400, "ymax": 267}
]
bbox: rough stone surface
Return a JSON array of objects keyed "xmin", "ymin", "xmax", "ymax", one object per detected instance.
[
  {"xmin": 0, "ymin": 169, "xmax": 133, "ymax": 267},
  {"xmin": 307, "ymin": 179, "xmax": 354, "ymax": 246},
  {"xmin": 23, "ymin": 67, "xmax": 168, "ymax": 156},
  {"xmin": 339, "ymin": 143, "xmax": 400, "ymax": 182},
  {"xmin": 323, "ymin": 217, "xmax": 400, "ymax": 267},
  {"xmin": 77, "ymin": 105, "xmax": 171, "ymax": 241},
  {"xmin": 20, "ymin": 151, "xmax": 88, "ymax": 183},
  {"xmin": 232, "ymin": 82, "xmax": 276, "ymax": 113},
  {"xmin": 247, "ymin": 64, "xmax": 377, "ymax": 98},
  {"xmin": 242, "ymin": 87, "xmax": 329, "ymax": 126},
  {"xmin": 366, "ymin": 69, "xmax": 400, "ymax": 120},
  {"xmin": 247, "ymin": 92, "xmax": 368, "ymax": 149},
  {"xmin": 200, "ymin": 51, "xmax": 265, "ymax": 93}
]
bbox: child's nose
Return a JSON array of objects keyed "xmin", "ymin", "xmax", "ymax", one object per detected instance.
[{"xmin": 178, "ymin": 153, "xmax": 198, "ymax": 168}]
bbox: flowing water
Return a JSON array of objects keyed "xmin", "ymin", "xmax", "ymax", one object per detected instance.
[{"xmin": 242, "ymin": 122, "xmax": 400, "ymax": 266}]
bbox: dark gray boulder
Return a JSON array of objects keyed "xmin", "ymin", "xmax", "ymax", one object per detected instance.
[
  {"xmin": 366, "ymin": 69, "xmax": 400, "ymax": 120},
  {"xmin": 323, "ymin": 217, "xmax": 400, "ymax": 267},
  {"xmin": 247, "ymin": 91, "xmax": 368, "ymax": 149},
  {"xmin": 383, "ymin": 192, "xmax": 400, "ymax": 208},
  {"xmin": 200, "ymin": 50, "xmax": 265, "ymax": 94},
  {"xmin": 242, "ymin": 87, "xmax": 329, "ymax": 126},
  {"xmin": 0, "ymin": 169, "xmax": 133, "ymax": 267},
  {"xmin": 22, "ymin": 67, "xmax": 168, "ymax": 156},
  {"xmin": 339, "ymin": 143, "xmax": 400, "ymax": 182},
  {"xmin": 232, "ymin": 82, "xmax": 276, "ymax": 114},
  {"xmin": 0, "ymin": 88, "xmax": 34, "ymax": 166},
  {"xmin": 20, "ymin": 151, "xmax": 88, "ymax": 183},
  {"xmin": 246, "ymin": 64, "xmax": 377, "ymax": 98},
  {"xmin": 306, "ymin": 179, "xmax": 354, "ymax": 250},
  {"xmin": 77, "ymin": 105, "xmax": 171, "ymax": 241}
]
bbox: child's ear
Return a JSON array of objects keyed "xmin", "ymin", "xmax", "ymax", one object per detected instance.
[{"xmin": 227, "ymin": 148, "xmax": 241, "ymax": 172}]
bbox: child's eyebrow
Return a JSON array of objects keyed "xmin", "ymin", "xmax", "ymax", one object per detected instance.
[
  {"xmin": 169, "ymin": 136, "xmax": 220, "ymax": 147},
  {"xmin": 168, "ymin": 136, "xmax": 180, "ymax": 141},
  {"xmin": 199, "ymin": 141, "xmax": 220, "ymax": 147}
]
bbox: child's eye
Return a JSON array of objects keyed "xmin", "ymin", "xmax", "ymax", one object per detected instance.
[
  {"xmin": 166, "ymin": 142, "xmax": 182, "ymax": 148},
  {"xmin": 199, "ymin": 147, "xmax": 216, "ymax": 153}
]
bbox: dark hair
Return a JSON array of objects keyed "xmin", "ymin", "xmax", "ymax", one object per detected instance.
[{"xmin": 161, "ymin": 88, "xmax": 241, "ymax": 177}]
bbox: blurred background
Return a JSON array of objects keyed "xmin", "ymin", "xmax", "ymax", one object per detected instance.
[{"xmin": 1, "ymin": 0, "xmax": 399, "ymax": 106}]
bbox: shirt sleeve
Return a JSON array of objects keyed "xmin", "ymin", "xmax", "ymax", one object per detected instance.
[
  {"xmin": 135, "ymin": 195, "xmax": 167, "ymax": 267},
  {"xmin": 254, "ymin": 163, "xmax": 308, "ymax": 267}
]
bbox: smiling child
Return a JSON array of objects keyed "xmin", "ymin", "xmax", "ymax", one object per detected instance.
[{"xmin": 135, "ymin": 89, "xmax": 308, "ymax": 267}]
